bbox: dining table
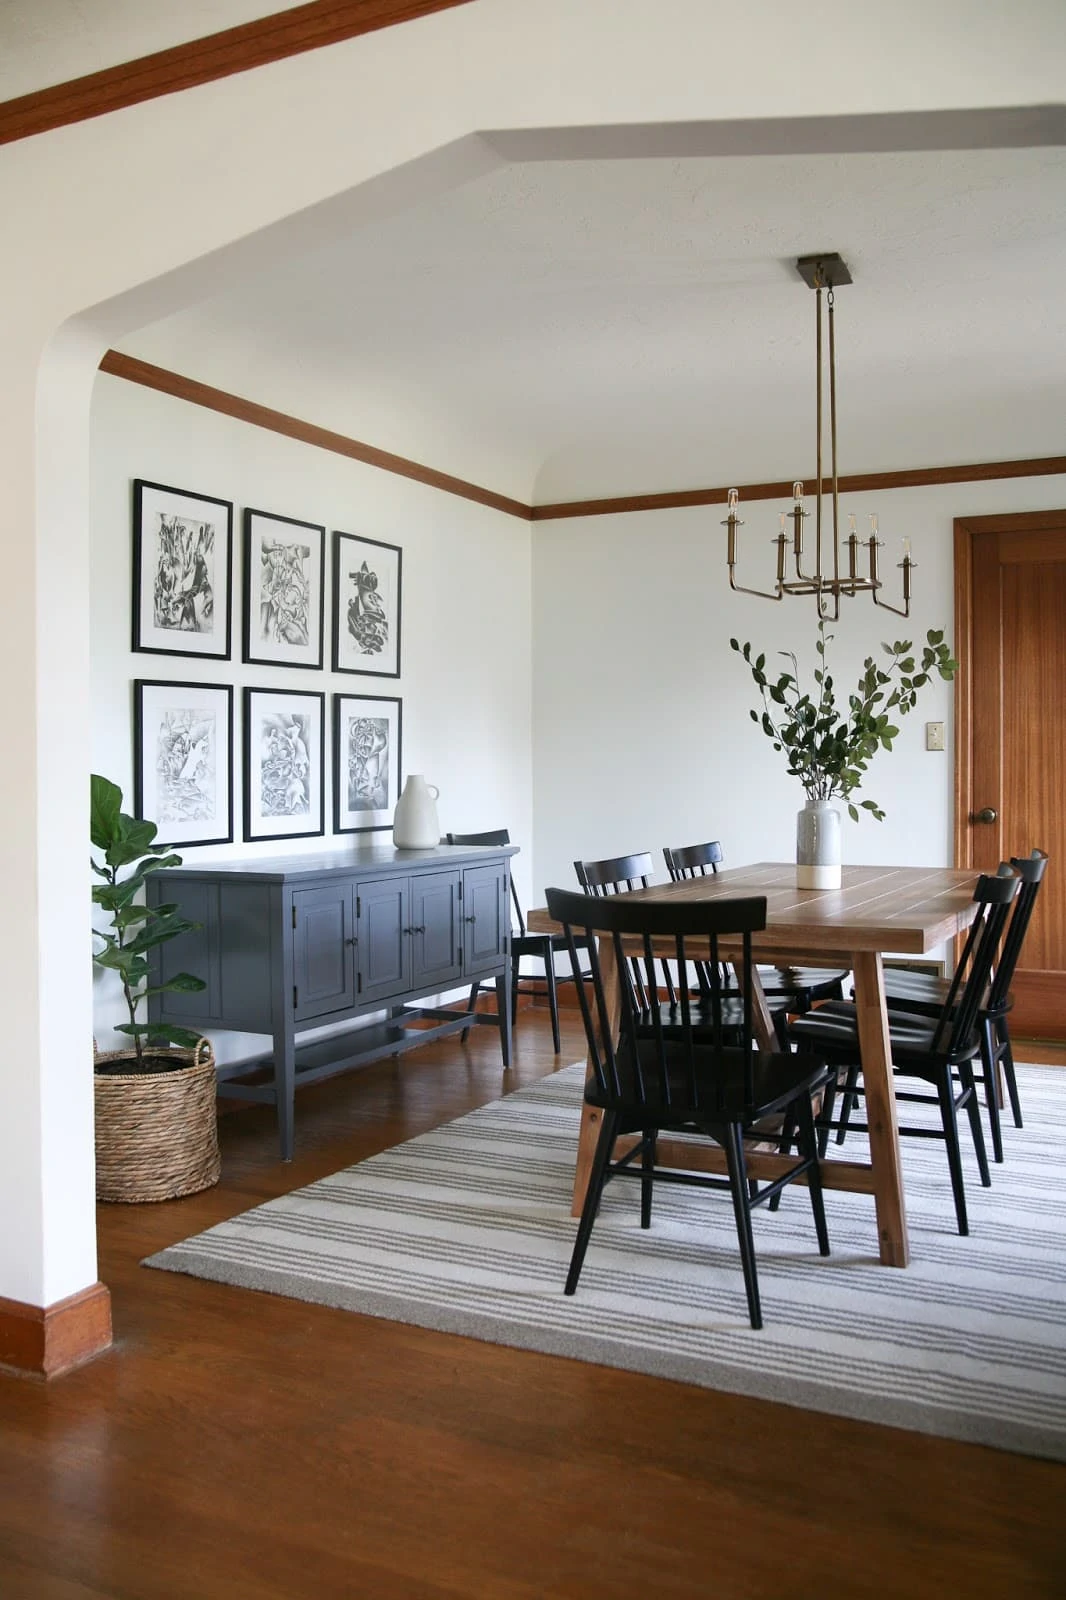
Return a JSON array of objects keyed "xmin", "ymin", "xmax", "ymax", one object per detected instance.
[{"xmin": 527, "ymin": 861, "xmax": 981, "ymax": 1268}]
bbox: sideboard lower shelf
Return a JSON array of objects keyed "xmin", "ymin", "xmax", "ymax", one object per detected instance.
[{"xmin": 146, "ymin": 842, "xmax": 517, "ymax": 1159}]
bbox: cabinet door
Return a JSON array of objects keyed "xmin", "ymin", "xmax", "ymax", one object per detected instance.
[
  {"xmin": 357, "ymin": 875, "xmax": 411, "ymax": 1003},
  {"xmin": 292, "ymin": 883, "xmax": 356, "ymax": 1021},
  {"xmin": 462, "ymin": 862, "xmax": 510, "ymax": 978},
  {"xmin": 410, "ymin": 869, "xmax": 462, "ymax": 989}
]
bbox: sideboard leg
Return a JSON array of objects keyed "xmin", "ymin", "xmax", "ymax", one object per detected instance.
[
  {"xmin": 495, "ymin": 971, "xmax": 512, "ymax": 1068},
  {"xmin": 273, "ymin": 1023, "xmax": 296, "ymax": 1161}
]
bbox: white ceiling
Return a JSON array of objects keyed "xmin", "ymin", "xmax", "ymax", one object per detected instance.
[{"xmin": 119, "ymin": 144, "xmax": 1066, "ymax": 503}]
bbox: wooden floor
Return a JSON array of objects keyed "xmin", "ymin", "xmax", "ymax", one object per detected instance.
[{"xmin": 1, "ymin": 1008, "xmax": 1064, "ymax": 1599}]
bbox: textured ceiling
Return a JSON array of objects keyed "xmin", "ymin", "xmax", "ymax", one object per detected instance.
[{"xmin": 118, "ymin": 145, "xmax": 1066, "ymax": 503}]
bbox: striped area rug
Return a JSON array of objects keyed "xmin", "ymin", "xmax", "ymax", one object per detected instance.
[{"xmin": 146, "ymin": 1062, "xmax": 1066, "ymax": 1460}]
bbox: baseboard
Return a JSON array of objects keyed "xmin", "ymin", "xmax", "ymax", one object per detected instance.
[{"xmin": 0, "ymin": 1282, "xmax": 112, "ymax": 1379}]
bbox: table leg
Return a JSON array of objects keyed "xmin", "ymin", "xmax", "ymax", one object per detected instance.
[
  {"xmin": 733, "ymin": 960, "xmax": 781, "ymax": 1052},
  {"xmin": 852, "ymin": 949, "xmax": 909, "ymax": 1267},
  {"xmin": 571, "ymin": 932, "xmax": 621, "ymax": 1217}
]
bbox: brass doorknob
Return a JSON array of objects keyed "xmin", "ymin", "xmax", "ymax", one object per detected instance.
[{"xmin": 970, "ymin": 806, "xmax": 998, "ymax": 824}]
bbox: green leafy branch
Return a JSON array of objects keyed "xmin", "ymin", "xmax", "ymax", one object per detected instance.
[
  {"xmin": 729, "ymin": 620, "xmax": 957, "ymax": 822},
  {"xmin": 91, "ymin": 774, "xmax": 206, "ymax": 1068}
]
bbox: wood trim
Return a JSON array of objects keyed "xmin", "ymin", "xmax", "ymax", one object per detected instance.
[
  {"xmin": 0, "ymin": 1282, "xmax": 112, "ymax": 1379},
  {"xmin": 0, "ymin": 0, "xmax": 477, "ymax": 147},
  {"xmin": 531, "ymin": 458, "xmax": 1066, "ymax": 521},
  {"xmin": 101, "ymin": 352, "xmax": 1066, "ymax": 526},
  {"xmin": 99, "ymin": 351, "xmax": 531, "ymax": 521},
  {"xmin": 953, "ymin": 516, "xmax": 975, "ymax": 875}
]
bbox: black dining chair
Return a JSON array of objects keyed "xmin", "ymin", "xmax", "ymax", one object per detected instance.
[
  {"xmin": 874, "ymin": 849, "xmax": 1047, "ymax": 1161},
  {"xmin": 448, "ymin": 829, "xmax": 588, "ymax": 1054},
  {"xmin": 545, "ymin": 885, "xmax": 832, "ymax": 1330},
  {"xmin": 574, "ymin": 851, "xmax": 679, "ymax": 1010},
  {"xmin": 662, "ymin": 840, "xmax": 849, "ymax": 1026},
  {"xmin": 782, "ymin": 865, "xmax": 1020, "ymax": 1235}
]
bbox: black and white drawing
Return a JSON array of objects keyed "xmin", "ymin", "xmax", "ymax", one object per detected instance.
[
  {"xmin": 134, "ymin": 680, "xmax": 234, "ymax": 846},
  {"xmin": 243, "ymin": 508, "xmax": 325, "ymax": 670},
  {"xmin": 243, "ymin": 687, "xmax": 325, "ymax": 841},
  {"xmin": 333, "ymin": 694, "xmax": 402, "ymax": 833},
  {"xmin": 132, "ymin": 480, "xmax": 233, "ymax": 659},
  {"xmin": 332, "ymin": 530, "xmax": 402, "ymax": 678}
]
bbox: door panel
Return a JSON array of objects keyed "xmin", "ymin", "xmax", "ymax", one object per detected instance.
[
  {"xmin": 292, "ymin": 883, "xmax": 356, "ymax": 1021},
  {"xmin": 958, "ymin": 511, "xmax": 1066, "ymax": 1038},
  {"xmin": 357, "ymin": 876, "xmax": 410, "ymax": 1003},
  {"xmin": 410, "ymin": 870, "xmax": 462, "ymax": 988},
  {"xmin": 463, "ymin": 863, "xmax": 509, "ymax": 977}
]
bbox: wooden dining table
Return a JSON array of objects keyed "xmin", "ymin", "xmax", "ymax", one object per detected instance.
[{"xmin": 527, "ymin": 862, "xmax": 980, "ymax": 1268}]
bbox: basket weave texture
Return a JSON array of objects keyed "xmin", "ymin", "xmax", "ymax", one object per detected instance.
[{"xmin": 93, "ymin": 1037, "xmax": 221, "ymax": 1203}]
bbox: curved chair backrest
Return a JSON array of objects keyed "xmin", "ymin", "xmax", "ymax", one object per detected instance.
[
  {"xmin": 574, "ymin": 852, "xmax": 655, "ymax": 896},
  {"xmin": 546, "ymin": 884, "xmax": 767, "ymax": 1114},
  {"xmin": 447, "ymin": 828, "xmax": 523, "ymax": 933},
  {"xmin": 986, "ymin": 848, "xmax": 1049, "ymax": 1012},
  {"xmin": 663, "ymin": 840, "xmax": 724, "ymax": 881},
  {"xmin": 936, "ymin": 866, "xmax": 1019, "ymax": 1055}
]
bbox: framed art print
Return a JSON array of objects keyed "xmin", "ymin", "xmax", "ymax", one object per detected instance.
[
  {"xmin": 243, "ymin": 508, "xmax": 325, "ymax": 670},
  {"xmin": 243, "ymin": 686, "xmax": 325, "ymax": 842},
  {"xmin": 133, "ymin": 679, "xmax": 234, "ymax": 847},
  {"xmin": 132, "ymin": 479, "xmax": 233, "ymax": 659},
  {"xmin": 333, "ymin": 693, "xmax": 402, "ymax": 834},
  {"xmin": 332, "ymin": 530, "xmax": 402, "ymax": 678}
]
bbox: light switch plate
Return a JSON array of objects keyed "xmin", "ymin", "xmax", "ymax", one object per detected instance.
[{"xmin": 926, "ymin": 721, "xmax": 945, "ymax": 751}]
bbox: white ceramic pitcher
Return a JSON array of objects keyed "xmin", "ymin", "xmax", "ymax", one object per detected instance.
[{"xmin": 392, "ymin": 774, "xmax": 441, "ymax": 849}]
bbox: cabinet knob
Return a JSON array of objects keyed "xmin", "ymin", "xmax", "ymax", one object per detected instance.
[
  {"xmin": 970, "ymin": 806, "xmax": 998, "ymax": 825},
  {"xmin": 346, "ymin": 936, "xmax": 358, "ymax": 946},
  {"xmin": 464, "ymin": 914, "xmax": 477, "ymax": 924}
]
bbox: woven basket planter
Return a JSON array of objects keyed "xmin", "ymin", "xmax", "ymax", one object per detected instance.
[{"xmin": 94, "ymin": 1037, "xmax": 221, "ymax": 1203}]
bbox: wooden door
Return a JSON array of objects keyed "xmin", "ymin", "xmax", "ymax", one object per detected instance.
[
  {"xmin": 955, "ymin": 510, "xmax": 1066, "ymax": 1039},
  {"xmin": 410, "ymin": 869, "xmax": 463, "ymax": 989},
  {"xmin": 356, "ymin": 875, "xmax": 411, "ymax": 1004},
  {"xmin": 462, "ymin": 862, "xmax": 510, "ymax": 978}
]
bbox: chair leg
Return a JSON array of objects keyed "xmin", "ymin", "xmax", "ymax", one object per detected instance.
[
  {"xmin": 460, "ymin": 981, "xmax": 480, "ymax": 1044},
  {"xmin": 640, "ymin": 1132, "xmax": 656, "ymax": 1229},
  {"xmin": 835, "ymin": 1064, "xmax": 860, "ymax": 1146},
  {"xmin": 980, "ymin": 1018, "xmax": 1004, "ymax": 1164},
  {"xmin": 767, "ymin": 1107, "xmax": 796, "ymax": 1213},
  {"xmin": 815, "ymin": 1071, "xmax": 839, "ymax": 1159},
  {"xmin": 1000, "ymin": 1023, "xmax": 1024, "ymax": 1128},
  {"xmin": 959, "ymin": 1060, "xmax": 991, "ymax": 1188},
  {"xmin": 510, "ymin": 957, "xmax": 520, "ymax": 1033},
  {"xmin": 723, "ymin": 1123, "xmax": 762, "ymax": 1330},
  {"xmin": 543, "ymin": 950, "xmax": 561, "ymax": 1054},
  {"xmin": 935, "ymin": 1066, "xmax": 970, "ymax": 1236},
  {"xmin": 795, "ymin": 1093, "xmax": 831, "ymax": 1257},
  {"xmin": 564, "ymin": 1110, "xmax": 619, "ymax": 1296}
]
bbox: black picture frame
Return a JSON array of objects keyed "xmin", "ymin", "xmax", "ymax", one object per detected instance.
[
  {"xmin": 132, "ymin": 479, "xmax": 233, "ymax": 660},
  {"xmin": 332, "ymin": 529, "xmax": 402, "ymax": 678},
  {"xmin": 332, "ymin": 693, "xmax": 402, "ymax": 834},
  {"xmin": 242, "ymin": 507, "xmax": 326, "ymax": 671},
  {"xmin": 242, "ymin": 685, "xmax": 326, "ymax": 843},
  {"xmin": 133, "ymin": 678, "xmax": 234, "ymax": 847}
]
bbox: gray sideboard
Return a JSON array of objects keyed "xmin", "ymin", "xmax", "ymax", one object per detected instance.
[{"xmin": 145, "ymin": 842, "xmax": 517, "ymax": 1159}]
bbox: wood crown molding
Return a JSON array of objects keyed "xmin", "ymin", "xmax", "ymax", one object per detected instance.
[
  {"xmin": 100, "ymin": 350, "xmax": 1066, "ymax": 521},
  {"xmin": 0, "ymin": 0, "xmax": 477, "ymax": 147},
  {"xmin": 99, "ymin": 351, "xmax": 531, "ymax": 520},
  {"xmin": 0, "ymin": 1282, "xmax": 112, "ymax": 1379}
]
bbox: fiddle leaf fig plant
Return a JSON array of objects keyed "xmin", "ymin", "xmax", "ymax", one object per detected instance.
[
  {"xmin": 730, "ymin": 620, "xmax": 957, "ymax": 822},
  {"xmin": 91, "ymin": 773, "xmax": 206, "ymax": 1071}
]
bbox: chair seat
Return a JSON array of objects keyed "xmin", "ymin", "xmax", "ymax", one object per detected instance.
[
  {"xmin": 789, "ymin": 999, "xmax": 982, "ymax": 1071},
  {"xmin": 585, "ymin": 1040, "xmax": 831, "ymax": 1123},
  {"xmin": 758, "ymin": 965, "xmax": 848, "ymax": 1001}
]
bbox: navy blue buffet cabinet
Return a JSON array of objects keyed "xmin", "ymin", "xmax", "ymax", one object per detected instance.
[{"xmin": 145, "ymin": 842, "xmax": 517, "ymax": 1159}]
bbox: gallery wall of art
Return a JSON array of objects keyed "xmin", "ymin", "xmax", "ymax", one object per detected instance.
[{"xmin": 90, "ymin": 372, "xmax": 533, "ymax": 1053}]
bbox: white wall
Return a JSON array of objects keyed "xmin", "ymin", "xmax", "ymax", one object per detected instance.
[
  {"xmin": 531, "ymin": 474, "xmax": 1066, "ymax": 900},
  {"xmin": 90, "ymin": 374, "xmax": 532, "ymax": 1055}
]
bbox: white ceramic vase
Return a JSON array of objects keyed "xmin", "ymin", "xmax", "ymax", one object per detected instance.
[
  {"xmin": 796, "ymin": 799, "xmax": 841, "ymax": 890},
  {"xmin": 392, "ymin": 774, "xmax": 441, "ymax": 849}
]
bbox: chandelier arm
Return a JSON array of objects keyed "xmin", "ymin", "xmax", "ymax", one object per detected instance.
[
  {"xmin": 815, "ymin": 282, "xmax": 824, "ymax": 595},
  {"xmin": 729, "ymin": 571, "xmax": 784, "ymax": 602},
  {"xmin": 872, "ymin": 589, "xmax": 912, "ymax": 618}
]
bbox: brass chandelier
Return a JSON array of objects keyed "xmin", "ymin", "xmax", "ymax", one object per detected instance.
[{"xmin": 723, "ymin": 253, "xmax": 912, "ymax": 619}]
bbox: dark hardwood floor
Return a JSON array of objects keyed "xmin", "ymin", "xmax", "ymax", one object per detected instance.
[{"xmin": 1, "ymin": 1005, "xmax": 1063, "ymax": 1599}]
